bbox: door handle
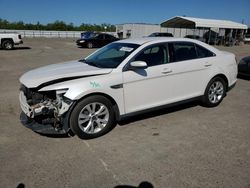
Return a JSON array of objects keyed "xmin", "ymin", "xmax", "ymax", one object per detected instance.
[
  {"xmin": 162, "ymin": 68, "xmax": 172, "ymax": 74},
  {"xmin": 204, "ymin": 62, "xmax": 212, "ymax": 67}
]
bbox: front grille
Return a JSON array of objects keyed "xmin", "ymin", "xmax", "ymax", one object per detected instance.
[{"xmin": 19, "ymin": 84, "xmax": 56, "ymax": 105}]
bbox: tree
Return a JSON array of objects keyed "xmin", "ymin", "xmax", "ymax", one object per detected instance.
[{"xmin": 0, "ymin": 18, "xmax": 116, "ymax": 32}]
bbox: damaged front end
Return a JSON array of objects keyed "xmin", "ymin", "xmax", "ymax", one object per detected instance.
[{"xmin": 19, "ymin": 85, "xmax": 73, "ymax": 134}]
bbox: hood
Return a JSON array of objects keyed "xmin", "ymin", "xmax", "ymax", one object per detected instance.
[{"xmin": 20, "ymin": 60, "xmax": 112, "ymax": 88}]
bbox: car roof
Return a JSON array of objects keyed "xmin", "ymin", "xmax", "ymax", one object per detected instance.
[
  {"xmin": 115, "ymin": 37, "xmax": 199, "ymax": 45},
  {"xmin": 114, "ymin": 37, "xmax": 220, "ymax": 54},
  {"xmin": 242, "ymin": 56, "xmax": 250, "ymax": 62},
  {"xmin": 152, "ymin": 32, "xmax": 171, "ymax": 34}
]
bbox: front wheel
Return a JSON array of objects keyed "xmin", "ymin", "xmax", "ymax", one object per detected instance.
[
  {"xmin": 2, "ymin": 40, "xmax": 14, "ymax": 50},
  {"xmin": 202, "ymin": 77, "xmax": 226, "ymax": 107},
  {"xmin": 70, "ymin": 95, "xmax": 116, "ymax": 139}
]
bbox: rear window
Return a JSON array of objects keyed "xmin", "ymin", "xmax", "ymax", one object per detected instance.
[{"xmin": 195, "ymin": 44, "xmax": 215, "ymax": 58}]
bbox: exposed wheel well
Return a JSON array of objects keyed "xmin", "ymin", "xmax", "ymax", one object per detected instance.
[
  {"xmin": 77, "ymin": 93, "xmax": 120, "ymax": 120},
  {"xmin": 1, "ymin": 38, "xmax": 14, "ymax": 49},
  {"xmin": 1, "ymin": 38, "xmax": 14, "ymax": 44}
]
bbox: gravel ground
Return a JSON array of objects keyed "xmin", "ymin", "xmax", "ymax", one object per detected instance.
[{"xmin": 0, "ymin": 38, "xmax": 250, "ymax": 188}]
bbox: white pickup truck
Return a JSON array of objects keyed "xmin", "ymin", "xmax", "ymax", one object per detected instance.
[{"xmin": 0, "ymin": 33, "xmax": 23, "ymax": 50}]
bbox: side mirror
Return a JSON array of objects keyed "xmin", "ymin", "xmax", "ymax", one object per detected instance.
[{"xmin": 130, "ymin": 61, "xmax": 148, "ymax": 69}]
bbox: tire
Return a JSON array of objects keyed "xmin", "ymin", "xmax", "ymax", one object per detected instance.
[
  {"xmin": 70, "ymin": 95, "xmax": 116, "ymax": 139},
  {"xmin": 202, "ymin": 77, "xmax": 226, "ymax": 107},
  {"xmin": 87, "ymin": 42, "xmax": 93, "ymax": 49},
  {"xmin": 2, "ymin": 40, "xmax": 14, "ymax": 50}
]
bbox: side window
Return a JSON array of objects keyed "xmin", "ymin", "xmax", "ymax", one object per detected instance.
[
  {"xmin": 169, "ymin": 42, "xmax": 197, "ymax": 62},
  {"xmin": 103, "ymin": 34, "xmax": 109, "ymax": 39},
  {"xmin": 134, "ymin": 45, "xmax": 168, "ymax": 67},
  {"xmin": 105, "ymin": 35, "xmax": 115, "ymax": 40},
  {"xmin": 195, "ymin": 44, "xmax": 214, "ymax": 58},
  {"xmin": 96, "ymin": 34, "xmax": 104, "ymax": 39}
]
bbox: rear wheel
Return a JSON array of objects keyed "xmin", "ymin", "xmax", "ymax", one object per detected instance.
[
  {"xmin": 70, "ymin": 95, "xmax": 116, "ymax": 139},
  {"xmin": 2, "ymin": 40, "xmax": 14, "ymax": 50},
  {"xmin": 202, "ymin": 77, "xmax": 226, "ymax": 107}
]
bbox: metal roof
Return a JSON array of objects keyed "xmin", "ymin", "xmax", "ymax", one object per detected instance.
[{"xmin": 161, "ymin": 16, "xmax": 248, "ymax": 29}]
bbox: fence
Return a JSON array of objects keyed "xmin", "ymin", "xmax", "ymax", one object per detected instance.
[{"xmin": 0, "ymin": 29, "xmax": 116, "ymax": 38}]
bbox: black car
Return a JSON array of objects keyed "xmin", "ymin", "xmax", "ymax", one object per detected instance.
[
  {"xmin": 238, "ymin": 56, "xmax": 250, "ymax": 77},
  {"xmin": 76, "ymin": 32, "xmax": 118, "ymax": 48},
  {"xmin": 148, "ymin": 32, "xmax": 173, "ymax": 37}
]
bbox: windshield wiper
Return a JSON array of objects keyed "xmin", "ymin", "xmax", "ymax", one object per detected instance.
[
  {"xmin": 79, "ymin": 59, "xmax": 86, "ymax": 63},
  {"xmin": 88, "ymin": 61, "xmax": 102, "ymax": 68}
]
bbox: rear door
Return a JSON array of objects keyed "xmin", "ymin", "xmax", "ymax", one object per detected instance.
[
  {"xmin": 165, "ymin": 42, "xmax": 215, "ymax": 101},
  {"xmin": 95, "ymin": 34, "xmax": 105, "ymax": 47},
  {"xmin": 103, "ymin": 34, "xmax": 116, "ymax": 45}
]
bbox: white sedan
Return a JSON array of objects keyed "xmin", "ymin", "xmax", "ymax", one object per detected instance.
[{"xmin": 19, "ymin": 37, "xmax": 237, "ymax": 139}]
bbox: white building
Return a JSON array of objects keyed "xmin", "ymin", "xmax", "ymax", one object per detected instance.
[
  {"xmin": 116, "ymin": 23, "xmax": 168, "ymax": 39},
  {"xmin": 116, "ymin": 16, "xmax": 248, "ymax": 45},
  {"xmin": 161, "ymin": 16, "xmax": 247, "ymax": 42}
]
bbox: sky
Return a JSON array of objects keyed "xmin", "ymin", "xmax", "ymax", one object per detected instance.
[{"xmin": 0, "ymin": 0, "xmax": 249, "ymax": 27}]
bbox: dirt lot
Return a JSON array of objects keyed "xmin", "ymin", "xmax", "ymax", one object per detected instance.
[{"xmin": 0, "ymin": 38, "xmax": 250, "ymax": 188}]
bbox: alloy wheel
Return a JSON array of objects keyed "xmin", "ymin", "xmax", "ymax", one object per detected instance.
[
  {"xmin": 208, "ymin": 81, "xmax": 224, "ymax": 104},
  {"xmin": 78, "ymin": 102, "xmax": 109, "ymax": 134}
]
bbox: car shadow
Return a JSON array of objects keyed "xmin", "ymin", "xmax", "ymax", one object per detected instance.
[
  {"xmin": 114, "ymin": 181, "xmax": 154, "ymax": 188},
  {"xmin": 0, "ymin": 47, "xmax": 31, "ymax": 51},
  {"xmin": 38, "ymin": 129, "xmax": 74, "ymax": 138},
  {"xmin": 13, "ymin": 47, "xmax": 32, "ymax": 50},
  {"xmin": 32, "ymin": 101, "xmax": 199, "ymax": 139},
  {"xmin": 118, "ymin": 101, "xmax": 199, "ymax": 126}
]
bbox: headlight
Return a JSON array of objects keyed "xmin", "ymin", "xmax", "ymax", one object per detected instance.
[
  {"xmin": 79, "ymin": 40, "xmax": 85, "ymax": 43},
  {"xmin": 55, "ymin": 89, "xmax": 72, "ymax": 105}
]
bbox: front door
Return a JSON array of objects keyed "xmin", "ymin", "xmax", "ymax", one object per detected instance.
[{"xmin": 123, "ymin": 44, "xmax": 173, "ymax": 113}]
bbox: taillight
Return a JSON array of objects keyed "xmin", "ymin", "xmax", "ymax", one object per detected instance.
[{"xmin": 18, "ymin": 34, "xmax": 22, "ymax": 39}]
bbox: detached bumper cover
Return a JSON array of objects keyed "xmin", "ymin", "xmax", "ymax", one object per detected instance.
[
  {"xmin": 20, "ymin": 112, "xmax": 67, "ymax": 135},
  {"xmin": 19, "ymin": 91, "xmax": 69, "ymax": 135}
]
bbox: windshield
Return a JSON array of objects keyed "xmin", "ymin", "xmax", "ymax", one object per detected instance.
[{"xmin": 81, "ymin": 43, "xmax": 140, "ymax": 68}]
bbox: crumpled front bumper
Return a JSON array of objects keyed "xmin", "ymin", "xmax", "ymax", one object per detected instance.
[
  {"xmin": 20, "ymin": 112, "xmax": 68, "ymax": 135},
  {"xmin": 19, "ymin": 91, "xmax": 69, "ymax": 135}
]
